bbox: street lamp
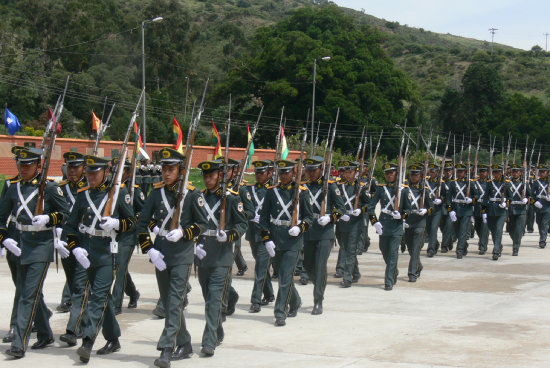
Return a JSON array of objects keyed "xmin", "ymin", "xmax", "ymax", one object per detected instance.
[
  {"xmin": 141, "ymin": 16, "xmax": 163, "ymax": 151},
  {"xmin": 311, "ymin": 56, "xmax": 331, "ymax": 155}
]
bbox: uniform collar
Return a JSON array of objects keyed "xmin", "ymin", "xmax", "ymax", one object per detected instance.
[
  {"xmin": 279, "ymin": 182, "xmax": 294, "ymax": 190},
  {"xmin": 70, "ymin": 176, "xmax": 87, "ymax": 188},
  {"xmin": 256, "ymin": 182, "xmax": 268, "ymax": 189},
  {"xmin": 166, "ymin": 182, "xmax": 178, "ymax": 192},
  {"xmin": 23, "ymin": 173, "xmax": 40, "ymax": 185}
]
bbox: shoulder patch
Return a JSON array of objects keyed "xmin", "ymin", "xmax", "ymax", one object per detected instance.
[
  {"xmin": 125, "ymin": 193, "xmax": 131, "ymax": 204},
  {"xmin": 140, "ymin": 191, "xmax": 145, "ymax": 201},
  {"xmin": 57, "ymin": 186, "xmax": 64, "ymax": 196},
  {"xmin": 237, "ymin": 202, "xmax": 244, "ymax": 212},
  {"xmin": 197, "ymin": 196, "xmax": 204, "ymax": 207},
  {"xmin": 246, "ymin": 191, "xmax": 252, "ymax": 200},
  {"xmin": 77, "ymin": 186, "xmax": 90, "ymax": 193},
  {"xmin": 153, "ymin": 181, "xmax": 165, "ymax": 189},
  {"xmin": 334, "ymin": 187, "xmax": 341, "ymax": 196}
]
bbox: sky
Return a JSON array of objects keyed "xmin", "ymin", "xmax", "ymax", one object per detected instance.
[{"xmin": 333, "ymin": 0, "xmax": 550, "ymax": 51}]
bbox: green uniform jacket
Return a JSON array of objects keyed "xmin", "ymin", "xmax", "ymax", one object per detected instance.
[
  {"xmin": 245, "ymin": 182, "xmax": 269, "ymax": 243},
  {"xmin": 403, "ymin": 182, "xmax": 433, "ymax": 228},
  {"xmin": 335, "ymin": 180, "xmax": 369, "ymax": 233},
  {"xmin": 118, "ymin": 179, "xmax": 145, "ymax": 247},
  {"xmin": 530, "ymin": 178, "xmax": 550, "ymax": 214},
  {"xmin": 481, "ymin": 179, "xmax": 509, "ymax": 217},
  {"xmin": 445, "ymin": 179, "xmax": 478, "ymax": 217},
  {"xmin": 304, "ymin": 179, "xmax": 344, "ymax": 241},
  {"xmin": 232, "ymin": 181, "xmax": 255, "ymax": 220},
  {"xmin": 367, "ymin": 182, "xmax": 409, "ymax": 236},
  {"xmin": 0, "ymin": 176, "xmax": 69, "ymax": 264},
  {"xmin": 426, "ymin": 178, "xmax": 444, "ymax": 215},
  {"xmin": 59, "ymin": 176, "xmax": 88, "ymax": 243},
  {"xmin": 473, "ymin": 179, "xmax": 488, "ymax": 217},
  {"xmin": 508, "ymin": 178, "xmax": 530, "ymax": 215}
]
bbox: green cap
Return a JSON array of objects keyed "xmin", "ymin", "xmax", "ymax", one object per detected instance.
[
  {"xmin": 158, "ymin": 148, "xmax": 185, "ymax": 165},
  {"xmin": 63, "ymin": 151, "xmax": 86, "ymax": 166},
  {"xmin": 276, "ymin": 160, "xmax": 295, "ymax": 172},
  {"xmin": 15, "ymin": 148, "xmax": 42, "ymax": 164},
  {"xmin": 252, "ymin": 160, "xmax": 272, "ymax": 173},
  {"xmin": 85, "ymin": 155, "xmax": 110, "ymax": 171},
  {"xmin": 382, "ymin": 163, "xmax": 398, "ymax": 172},
  {"xmin": 305, "ymin": 156, "xmax": 324, "ymax": 170},
  {"xmin": 198, "ymin": 160, "xmax": 222, "ymax": 173}
]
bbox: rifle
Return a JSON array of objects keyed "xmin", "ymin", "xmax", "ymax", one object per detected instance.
[
  {"xmin": 356, "ymin": 127, "xmax": 366, "ymax": 161},
  {"xmin": 234, "ymin": 106, "xmax": 263, "ymax": 187},
  {"xmin": 459, "ymin": 133, "xmax": 465, "ymax": 164},
  {"xmin": 218, "ymin": 94, "xmax": 232, "ymax": 232},
  {"xmin": 465, "ymin": 136, "xmax": 472, "ymax": 198},
  {"xmin": 272, "ymin": 107, "xmax": 284, "ymax": 185},
  {"xmin": 523, "ymin": 136, "xmax": 529, "ymax": 198},
  {"xmin": 39, "ymin": 95, "xmax": 61, "ymax": 150},
  {"xmin": 513, "ymin": 139, "xmax": 517, "ymax": 165},
  {"xmin": 452, "ymin": 135, "xmax": 456, "ymax": 179},
  {"xmin": 322, "ymin": 122, "xmax": 332, "ymax": 161},
  {"xmin": 93, "ymin": 102, "xmax": 116, "ymax": 156},
  {"xmin": 394, "ymin": 121, "xmax": 407, "ymax": 211},
  {"xmin": 397, "ymin": 138, "xmax": 410, "ymax": 212},
  {"xmin": 489, "ymin": 135, "xmax": 495, "ymax": 182},
  {"xmin": 170, "ymin": 80, "xmax": 209, "ymax": 231},
  {"xmin": 291, "ymin": 126, "xmax": 308, "ymax": 227},
  {"xmin": 129, "ymin": 126, "xmax": 140, "ymax": 204},
  {"xmin": 354, "ymin": 133, "xmax": 368, "ymax": 209},
  {"xmin": 501, "ymin": 134, "xmax": 512, "ymax": 203},
  {"xmin": 535, "ymin": 144, "xmax": 542, "ymax": 179},
  {"xmin": 366, "ymin": 130, "xmax": 383, "ymax": 193},
  {"xmin": 320, "ymin": 108, "xmax": 339, "ymax": 216},
  {"xmin": 419, "ymin": 132, "xmax": 433, "ymax": 209},
  {"xmin": 527, "ymin": 138, "xmax": 536, "ymax": 183},
  {"xmin": 473, "ymin": 137, "xmax": 480, "ymax": 179},
  {"xmin": 436, "ymin": 132, "xmax": 451, "ymax": 199}
]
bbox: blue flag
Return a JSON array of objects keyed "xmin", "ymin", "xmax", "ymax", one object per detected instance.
[{"xmin": 4, "ymin": 108, "xmax": 21, "ymax": 135}]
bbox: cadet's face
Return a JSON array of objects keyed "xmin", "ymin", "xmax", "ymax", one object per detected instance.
[
  {"xmin": 203, "ymin": 170, "xmax": 221, "ymax": 191},
  {"xmin": 479, "ymin": 170, "xmax": 488, "ymax": 179},
  {"xmin": 306, "ymin": 167, "xmax": 322, "ymax": 182},
  {"xmin": 279, "ymin": 169, "xmax": 294, "ymax": 185},
  {"xmin": 343, "ymin": 169, "xmax": 355, "ymax": 182},
  {"xmin": 87, "ymin": 168, "xmax": 108, "ymax": 188},
  {"xmin": 122, "ymin": 168, "xmax": 131, "ymax": 182},
  {"xmin": 428, "ymin": 170, "xmax": 438, "ymax": 179},
  {"xmin": 512, "ymin": 169, "xmax": 521, "ymax": 179},
  {"xmin": 19, "ymin": 161, "xmax": 40, "ymax": 181},
  {"xmin": 254, "ymin": 170, "xmax": 269, "ymax": 185},
  {"xmin": 67, "ymin": 164, "xmax": 85, "ymax": 183},
  {"xmin": 444, "ymin": 169, "xmax": 453, "ymax": 178},
  {"xmin": 540, "ymin": 170, "xmax": 549, "ymax": 179},
  {"xmin": 385, "ymin": 170, "xmax": 396, "ymax": 183},
  {"xmin": 492, "ymin": 171, "xmax": 502, "ymax": 180},
  {"xmin": 162, "ymin": 164, "xmax": 180, "ymax": 185},
  {"xmin": 457, "ymin": 170, "xmax": 466, "ymax": 179},
  {"xmin": 410, "ymin": 172, "xmax": 420, "ymax": 184}
]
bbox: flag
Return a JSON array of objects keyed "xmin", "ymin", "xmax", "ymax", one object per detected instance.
[
  {"xmin": 247, "ymin": 123, "xmax": 254, "ymax": 168},
  {"xmin": 4, "ymin": 107, "xmax": 21, "ymax": 135},
  {"xmin": 48, "ymin": 108, "xmax": 62, "ymax": 134},
  {"xmin": 280, "ymin": 125, "xmax": 289, "ymax": 159},
  {"xmin": 92, "ymin": 110, "xmax": 100, "ymax": 132},
  {"xmin": 212, "ymin": 120, "xmax": 222, "ymax": 159},
  {"xmin": 133, "ymin": 119, "xmax": 144, "ymax": 149},
  {"xmin": 173, "ymin": 117, "xmax": 184, "ymax": 154}
]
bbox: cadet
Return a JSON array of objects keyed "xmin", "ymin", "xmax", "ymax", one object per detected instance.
[
  {"xmin": 440, "ymin": 162, "xmax": 455, "ymax": 253},
  {"xmin": 0, "ymin": 148, "xmax": 69, "ymax": 358},
  {"xmin": 531, "ymin": 164, "xmax": 550, "ymax": 248},
  {"xmin": 303, "ymin": 156, "xmax": 344, "ymax": 314},
  {"xmin": 259, "ymin": 159, "xmax": 313, "ymax": 326},
  {"xmin": 482, "ymin": 164, "xmax": 509, "ymax": 260},
  {"xmin": 507, "ymin": 163, "xmax": 529, "ymax": 256},
  {"xmin": 525, "ymin": 165, "xmax": 536, "ymax": 233},
  {"xmin": 473, "ymin": 164, "xmax": 490, "ymax": 255},
  {"xmin": 446, "ymin": 163, "xmax": 477, "ymax": 259},
  {"xmin": 110, "ymin": 157, "xmax": 143, "ymax": 314},
  {"xmin": 196, "ymin": 160, "xmax": 247, "ymax": 356},
  {"xmin": 137, "ymin": 148, "xmax": 208, "ymax": 368},
  {"xmin": 139, "ymin": 159, "xmax": 152, "ymax": 195},
  {"xmin": 335, "ymin": 160, "xmax": 365, "ymax": 288},
  {"xmin": 403, "ymin": 164, "xmax": 431, "ymax": 282},
  {"xmin": 63, "ymin": 155, "xmax": 135, "ymax": 363},
  {"xmin": 358, "ymin": 162, "xmax": 376, "ymax": 254},
  {"xmin": 367, "ymin": 163, "xmax": 409, "ymax": 291},
  {"xmin": 246, "ymin": 160, "xmax": 275, "ymax": 313},
  {"xmin": 426, "ymin": 163, "xmax": 443, "ymax": 257}
]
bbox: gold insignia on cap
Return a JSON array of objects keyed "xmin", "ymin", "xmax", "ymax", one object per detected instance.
[
  {"xmin": 306, "ymin": 159, "xmax": 313, "ymax": 164},
  {"xmin": 254, "ymin": 161, "xmax": 262, "ymax": 167},
  {"xmin": 87, "ymin": 158, "xmax": 95, "ymax": 165},
  {"xmin": 20, "ymin": 151, "xmax": 27, "ymax": 158},
  {"xmin": 162, "ymin": 150, "xmax": 170, "ymax": 158},
  {"xmin": 202, "ymin": 163, "xmax": 211, "ymax": 170},
  {"xmin": 68, "ymin": 154, "xmax": 76, "ymax": 160},
  {"xmin": 279, "ymin": 162, "xmax": 287, "ymax": 168},
  {"xmin": 384, "ymin": 164, "xmax": 390, "ymax": 169}
]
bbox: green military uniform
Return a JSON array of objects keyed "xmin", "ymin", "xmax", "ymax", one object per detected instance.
[
  {"xmin": 0, "ymin": 148, "xmax": 69, "ymax": 357},
  {"xmin": 481, "ymin": 164, "xmax": 509, "ymax": 260},
  {"xmin": 138, "ymin": 148, "xmax": 209, "ymax": 366},
  {"xmin": 196, "ymin": 160, "xmax": 247, "ymax": 355},
  {"xmin": 64, "ymin": 155, "xmax": 135, "ymax": 363},
  {"xmin": 507, "ymin": 164, "xmax": 530, "ymax": 256},
  {"xmin": 426, "ymin": 164, "xmax": 444, "ymax": 257},
  {"xmin": 259, "ymin": 160, "xmax": 313, "ymax": 325},
  {"xmin": 303, "ymin": 157, "xmax": 344, "ymax": 313},
  {"xmin": 473, "ymin": 165, "xmax": 490, "ymax": 254},
  {"xmin": 531, "ymin": 165, "xmax": 550, "ymax": 248},
  {"xmin": 358, "ymin": 168, "xmax": 377, "ymax": 253},
  {"xmin": 525, "ymin": 168, "xmax": 536, "ymax": 232},
  {"xmin": 440, "ymin": 163, "xmax": 455, "ymax": 252}
]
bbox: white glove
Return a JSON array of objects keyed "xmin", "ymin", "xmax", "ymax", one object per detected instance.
[
  {"xmin": 165, "ymin": 228, "xmax": 183, "ymax": 242},
  {"xmin": 392, "ymin": 211, "xmax": 402, "ymax": 220},
  {"xmin": 317, "ymin": 215, "xmax": 331, "ymax": 226},
  {"xmin": 100, "ymin": 217, "xmax": 120, "ymax": 231},
  {"xmin": 351, "ymin": 208, "xmax": 362, "ymax": 217},
  {"xmin": 482, "ymin": 213, "xmax": 487, "ymax": 223},
  {"xmin": 545, "ymin": 196, "xmax": 550, "ymax": 202},
  {"xmin": 147, "ymin": 248, "xmax": 166, "ymax": 271},
  {"xmin": 265, "ymin": 240, "xmax": 276, "ymax": 257},
  {"xmin": 340, "ymin": 214, "xmax": 350, "ymax": 222},
  {"xmin": 0, "ymin": 248, "xmax": 4, "ymax": 258},
  {"xmin": 56, "ymin": 227, "xmax": 63, "ymax": 238},
  {"xmin": 374, "ymin": 222, "xmax": 383, "ymax": 235},
  {"xmin": 464, "ymin": 197, "xmax": 473, "ymax": 204},
  {"xmin": 32, "ymin": 215, "xmax": 49, "ymax": 228},
  {"xmin": 152, "ymin": 226, "xmax": 160, "ymax": 235},
  {"xmin": 449, "ymin": 211, "xmax": 457, "ymax": 222},
  {"xmin": 498, "ymin": 202, "xmax": 507, "ymax": 209},
  {"xmin": 417, "ymin": 208, "xmax": 427, "ymax": 216},
  {"xmin": 522, "ymin": 198, "xmax": 528, "ymax": 204},
  {"xmin": 216, "ymin": 230, "xmax": 228, "ymax": 242},
  {"xmin": 535, "ymin": 201, "xmax": 543, "ymax": 209},
  {"xmin": 433, "ymin": 198, "xmax": 442, "ymax": 205},
  {"xmin": 195, "ymin": 243, "xmax": 207, "ymax": 260},
  {"xmin": 72, "ymin": 247, "xmax": 90, "ymax": 269},
  {"xmin": 404, "ymin": 222, "xmax": 410, "ymax": 229},
  {"xmin": 288, "ymin": 226, "xmax": 301, "ymax": 237},
  {"xmin": 2, "ymin": 238, "xmax": 21, "ymax": 257},
  {"xmin": 252, "ymin": 214, "xmax": 260, "ymax": 224},
  {"xmin": 78, "ymin": 223, "xmax": 87, "ymax": 233},
  {"xmin": 55, "ymin": 240, "xmax": 70, "ymax": 259}
]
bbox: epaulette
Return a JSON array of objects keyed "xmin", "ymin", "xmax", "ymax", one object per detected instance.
[
  {"xmin": 378, "ymin": 183, "xmax": 387, "ymax": 186},
  {"xmin": 360, "ymin": 182, "xmax": 366, "ymax": 186},
  {"xmin": 267, "ymin": 184, "xmax": 279, "ymax": 189},
  {"xmin": 402, "ymin": 184, "xmax": 409, "ymax": 188},
  {"xmin": 120, "ymin": 184, "xmax": 126, "ymax": 188},
  {"xmin": 58, "ymin": 179, "xmax": 69, "ymax": 186},
  {"xmin": 47, "ymin": 177, "xmax": 55, "ymax": 181},
  {"xmin": 201, "ymin": 188, "xmax": 207, "ymax": 193},
  {"xmin": 9, "ymin": 178, "xmax": 22, "ymax": 184},
  {"xmin": 505, "ymin": 179, "xmax": 511, "ymax": 182},
  {"xmin": 153, "ymin": 181, "xmax": 165, "ymax": 189},
  {"xmin": 242, "ymin": 179, "xmax": 249, "ymax": 183},
  {"xmin": 247, "ymin": 183, "xmax": 255, "ymax": 187},
  {"xmin": 228, "ymin": 189, "xmax": 239, "ymax": 195},
  {"xmin": 187, "ymin": 183, "xmax": 196, "ymax": 191},
  {"xmin": 328, "ymin": 180, "xmax": 336, "ymax": 184},
  {"xmin": 300, "ymin": 180, "xmax": 308, "ymax": 185},
  {"xmin": 6, "ymin": 175, "xmax": 18, "ymax": 181},
  {"xmin": 299, "ymin": 185, "xmax": 307, "ymax": 190},
  {"xmin": 134, "ymin": 184, "xmax": 139, "ymax": 188},
  {"xmin": 77, "ymin": 186, "xmax": 90, "ymax": 193}
]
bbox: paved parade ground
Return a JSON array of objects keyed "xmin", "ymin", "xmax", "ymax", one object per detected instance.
[{"xmin": 1, "ymin": 227, "xmax": 550, "ymax": 367}]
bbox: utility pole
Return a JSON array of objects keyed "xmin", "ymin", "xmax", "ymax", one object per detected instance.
[
  {"xmin": 544, "ymin": 33, "xmax": 550, "ymax": 52},
  {"xmin": 489, "ymin": 27, "xmax": 498, "ymax": 55}
]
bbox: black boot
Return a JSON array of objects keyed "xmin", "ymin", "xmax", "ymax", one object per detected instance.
[
  {"xmin": 2, "ymin": 328, "xmax": 14, "ymax": 343},
  {"xmin": 154, "ymin": 348, "xmax": 172, "ymax": 368},
  {"xmin": 171, "ymin": 342, "xmax": 193, "ymax": 360},
  {"xmin": 97, "ymin": 338, "xmax": 120, "ymax": 355},
  {"xmin": 77, "ymin": 338, "xmax": 94, "ymax": 363},
  {"xmin": 128, "ymin": 290, "xmax": 140, "ymax": 309}
]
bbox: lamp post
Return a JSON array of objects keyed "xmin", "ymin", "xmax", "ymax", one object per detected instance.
[
  {"xmin": 141, "ymin": 16, "xmax": 163, "ymax": 151},
  {"xmin": 311, "ymin": 56, "xmax": 331, "ymax": 155}
]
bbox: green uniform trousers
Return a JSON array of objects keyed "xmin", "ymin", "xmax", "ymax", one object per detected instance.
[
  {"xmin": 112, "ymin": 243, "xmax": 137, "ymax": 309},
  {"xmin": 250, "ymin": 240, "xmax": 274, "ymax": 304},
  {"xmin": 303, "ymin": 239, "xmax": 331, "ymax": 303},
  {"xmin": 474, "ymin": 216, "xmax": 489, "ymax": 252},
  {"xmin": 273, "ymin": 249, "xmax": 301, "ymax": 320},
  {"xmin": 61, "ymin": 255, "xmax": 89, "ymax": 334},
  {"xmin": 526, "ymin": 203, "xmax": 535, "ymax": 232},
  {"xmin": 508, "ymin": 214, "xmax": 526, "ymax": 252},
  {"xmin": 536, "ymin": 211, "xmax": 550, "ymax": 247},
  {"xmin": 441, "ymin": 214, "xmax": 455, "ymax": 250},
  {"xmin": 7, "ymin": 251, "xmax": 21, "ymax": 328},
  {"xmin": 403, "ymin": 227, "xmax": 424, "ymax": 280},
  {"xmin": 156, "ymin": 264, "xmax": 191, "ymax": 350},
  {"xmin": 453, "ymin": 216, "xmax": 471, "ymax": 255},
  {"xmin": 335, "ymin": 229, "xmax": 361, "ymax": 283},
  {"xmin": 379, "ymin": 235, "xmax": 400, "ymax": 287},
  {"xmin": 335, "ymin": 233, "xmax": 360, "ymax": 279},
  {"xmin": 488, "ymin": 214, "xmax": 507, "ymax": 255},
  {"xmin": 198, "ymin": 266, "xmax": 231, "ymax": 349},
  {"xmin": 61, "ymin": 282, "xmax": 71, "ymax": 304},
  {"xmin": 426, "ymin": 210, "xmax": 442, "ymax": 254},
  {"xmin": 233, "ymin": 239, "xmax": 247, "ymax": 271},
  {"xmin": 12, "ymin": 262, "xmax": 52, "ymax": 351},
  {"xmin": 84, "ymin": 265, "xmax": 120, "ymax": 342}
]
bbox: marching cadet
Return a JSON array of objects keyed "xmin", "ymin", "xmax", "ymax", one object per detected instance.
[
  {"xmin": 358, "ymin": 162, "xmax": 376, "ymax": 254},
  {"xmin": 525, "ymin": 164, "xmax": 536, "ymax": 233},
  {"xmin": 259, "ymin": 159, "xmax": 313, "ymax": 326},
  {"xmin": 482, "ymin": 164, "xmax": 509, "ymax": 260},
  {"xmin": 63, "ymin": 155, "xmax": 135, "ymax": 363},
  {"xmin": 403, "ymin": 164, "xmax": 431, "ymax": 282},
  {"xmin": 335, "ymin": 160, "xmax": 365, "ymax": 288},
  {"xmin": 0, "ymin": 148, "xmax": 69, "ymax": 358},
  {"xmin": 246, "ymin": 160, "xmax": 275, "ymax": 313},
  {"xmin": 137, "ymin": 148, "xmax": 208, "ymax": 368},
  {"xmin": 303, "ymin": 156, "xmax": 344, "ymax": 314},
  {"xmin": 446, "ymin": 163, "xmax": 477, "ymax": 259},
  {"xmin": 426, "ymin": 163, "xmax": 443, "ymax": 257},
  {"xmin": 532, "ymin": 164, "xmax": 550, "ymax": 249},
  {"xmin": 110, "ymin": 157, "xmax": 143, "ymax": 315},
  {"xmin": 507, "ymin": 163, "xmax": 530, "ymax": 256},
  {"xmin": 473, "ymin": 164, "xmax": 490, "ymax": 255},
  {"xmin": 196, "ymin": 160, "xmax": 247, "ymax": 356},
  {"xmin": 139, "ymin": 158, "xmax": 152, "ymax": 195},
  {"xmin": 367, "ymin": 163, "xmax": 409, "ymax": 291},
  {"xmin": 440, "ymin": 162, "xmax": 455, "ymax": 253},
  {"xmin": 57, "ymin": 152, "xmax": 90, "ymax": 347}
]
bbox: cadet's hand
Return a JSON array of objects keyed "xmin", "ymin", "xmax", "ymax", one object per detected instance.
[
  {"xmin": 288, "ymin": 226, "xmax": 301, "ymax": 237},
  {"xmin": 340, "ymin": 214, "xmax": 350, "ymax": 222},
  {"xmin": 166, "ymin": 228, "xmax": 183, "ymax": 242},
  {"xmin": 464, "ymin": 197, "xmax": 473, "ymax": 204},
  {"xmin": 433, "ymin": 198, "xmax": 442, "ymax": 205},
  {"xmin": 498, "ymin": 202, "xmax": 507, "ymax": 209},
  {"xmin": 252, "ymin": 214, "xmax": 260, "ymax": 224},
  {"xmin": 32, "ymin": 215, "xmax": 49, "ymax": 228},
  {"xmin": 374, "ymin": 222, "xmax": 383, "ymax": 235},
  {"xmin": 522, "ymin": 198, "xmax": 528, "ymax": 204},
  {"xmin": 0, "ymin": 248, "xmax": 4, "ymax": 258},
  {"xmin": 2, "ymin": 238, "xmax": 20, "ymax": 257},
  {"xmin": 482, "ymin": 213, "xmax": 487, "ymax": 223},
  {"xmin": 535, "ymin": 201, "xmax": 543, "ymax": 209},
  {"xmin": 152, "ymin": 226, "xmax": 160, "ymax": 235},
  {"xmin": 195, "ymin": 243, "xmax": 207, "ymax": 260},
  {"xmin": 317, "ymin": 215, "xmax": 331, "ymax": 226},
  {"xmin": 449, "ymin": 211, "xmax": 457, "ymax": 222},
  {"xmin": 351, "ymin": 208, "xmax": 362, "ymax": 217},
  {"xmin": 265, "ymin": 241, "xmax": 276, "ymax": 257},
  {"xmin": 147, "ymin": 248, "xmax": 166, "ymax": 271},
  {"xmin": 72, "ymin": 247, "xmax": 90, "ymax": 269},
  {"xmin": 78, "ymin": 224, "xmax": 87, "ymax": 234},
  {"xmin": 55, "ymin": 240, "xmax": 70, "ymax": 259},
  {"xmin": 391, "ymin": 211, "xmax": 402, "ymax": 220},
  {"xmin": 216, "ymin": 230, "xmax": 228, "ymax": 242},
  {"xmin": 100, "ymin": 217, "xmax": 120, "ymax": 231},
  {"xmin": 417, "ymin": 208, "xmax": 428, "ymax": 216},
  {"xmin": 404, "ymin": 222, "xmax": 410, "ymax": 229}
]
